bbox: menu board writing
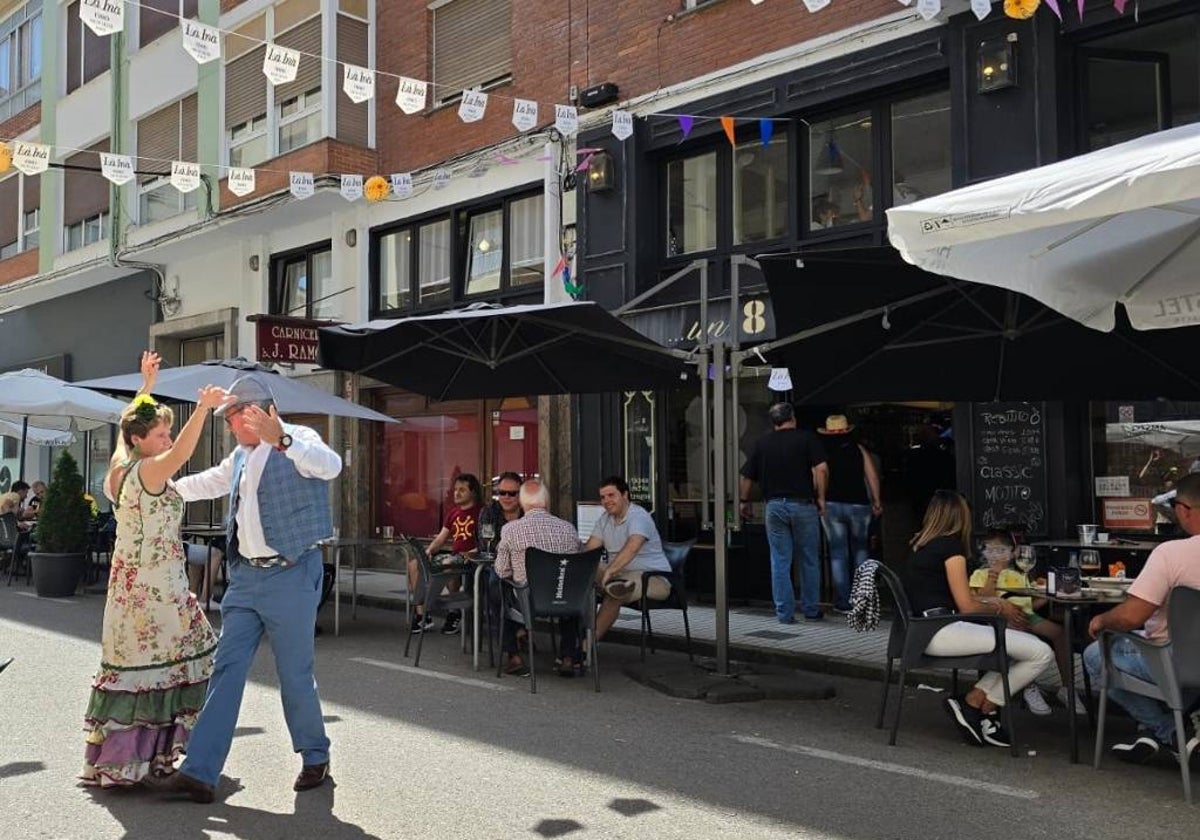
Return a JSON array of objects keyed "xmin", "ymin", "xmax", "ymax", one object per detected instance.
[{"xmin": 971, "ymin": 402, "xmax": 1048, "ymax": 536}]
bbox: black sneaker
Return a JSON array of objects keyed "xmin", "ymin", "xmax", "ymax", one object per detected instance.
[
  {"xmin": 410, "ymin": 614, "xmax": 434, "ymax": 633},
  {"xmin": 1111, "ymin": 735, "xmax": 1160, "ymax": 764},
  {"xmin": 979, "ymin": 716, "xmax": 1011, "ymax": 748},
  {"xmin": 440, "ymin": 611, "xmax": 461, "ymax": 635},
  {"xmin": 944, "ymin": 696, "xmax": 984, "ymax": 746},
  {"xmin": 804, "ymin": 612, "xmax": 825, "ymax": 622}
]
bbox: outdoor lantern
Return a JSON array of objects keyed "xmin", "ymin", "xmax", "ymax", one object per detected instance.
[
  {"xmin": 977, "ymin": 36, "xmax": 1018, "ymax": 94},
  {"xmin": 586, "ymin": 150, "xmax": 615, "ymax": 192}
]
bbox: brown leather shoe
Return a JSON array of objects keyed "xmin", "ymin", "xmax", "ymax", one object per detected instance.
[
  {"xmin": 293, "ymin": 762, "xmax": 330, "ymax": 792},
  {"xmin": 170, "ymin": 772, "xmax": 216, "ymax": 804}
]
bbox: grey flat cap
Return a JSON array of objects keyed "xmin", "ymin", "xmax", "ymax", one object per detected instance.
[{"xmin": 215, "ymin": 373, "xmax": 277, "ymax": 416}]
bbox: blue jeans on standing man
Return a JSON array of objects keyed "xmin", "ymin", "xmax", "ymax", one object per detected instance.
[
  {"xmin": 764, "ymin": 498, "xmax": 822, "ymax": 622},
  {"xmin": 823, "ymin": 501, "xmax": 873, "ymax": 612}
]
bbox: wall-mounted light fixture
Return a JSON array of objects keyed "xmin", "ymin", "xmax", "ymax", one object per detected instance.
[
  {"xmin": 248, "ymin": 255, "xmax": 260, "ymax": 272},
  {"xmin": 586, "ymin": 150, "xmax": 616, "ymax": 192},
  {"xmin": 978, "ymin": 34, "xmax": 1018, "ymax": 94},
  {"xmin": 345, "ymin": 229, "xmax": 357, "ymax": 248}
]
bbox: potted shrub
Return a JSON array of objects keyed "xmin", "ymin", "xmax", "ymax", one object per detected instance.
[{"xmin": 30, "ymin": 450, "xmax": 91, "ymax": 598}]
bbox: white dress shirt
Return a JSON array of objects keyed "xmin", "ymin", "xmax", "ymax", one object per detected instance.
[{"xmin": 174, "ymin": 422, "xmax": 341, "ymax": 558}]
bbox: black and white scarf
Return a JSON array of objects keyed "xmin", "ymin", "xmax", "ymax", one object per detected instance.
[{"xmin": 848, "ymin": 559, "xmax": 882, "ymax": 633}]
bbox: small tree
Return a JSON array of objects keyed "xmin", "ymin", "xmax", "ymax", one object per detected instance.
[{"xmin": 35, "ymin": 450, "xmax": 91, "ymax": 554}]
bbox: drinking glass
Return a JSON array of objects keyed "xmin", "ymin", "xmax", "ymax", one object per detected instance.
[
  {"xmin": 1080, "ymin": 549, "xmax": 1101, "ymax": 572},
  {"xmin": 479, "ymin": 520, "xmax": 495, "ymax": 555},
  {"xmin": 1014, "ymin": 546, "xmax": 1035, "ymax": 582}
]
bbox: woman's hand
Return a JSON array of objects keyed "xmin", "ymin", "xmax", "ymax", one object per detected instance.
[
  {"xmin": 196, "ymin": 385, "xmax": 233, "ymax": 413},
  {"xmin": 995, "ymin": 599, "xmax": 1029, "ymax": 631},
  {"xmin": 139, "ymin": 350, "xmax": 161, "ymax": 393}
]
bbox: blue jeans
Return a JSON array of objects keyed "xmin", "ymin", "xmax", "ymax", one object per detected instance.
[
  {"xmin": 764, "ymin": 499, "xmax": 821, "ymax": 621},
  {"xmin": 823, "ymin": 501, "xmax": 872, "ymax": 611},
  {"xmin": 181, "ymin": 548, "xmax": 330, "ymax": 785},
  {"xmin": 1083, "ymin": 637, "xmax": 1177, "ymax": 745}
]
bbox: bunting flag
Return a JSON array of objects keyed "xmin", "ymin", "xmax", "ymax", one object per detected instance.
[
  {"xmin": 554, "ymin": 105, "xmax": 579, "ymax": 136},
  {"xmin": 343, "ymin": 64, "xmax": 374, "ymax": 104},
  {"xmin": 170, "ymin": 161, "xmax": 201, "ymax": 193},
  {"xmin": 513, "ymin": 99, "xmax": 538, "ymax": 132},
  {"xmin": 916, "ymin": 0, "xmax": 941, "ymax": 20},
  {"xmin": 971, "ymin": 0, "xmax": 992, "ymax": 20},
  {"xmin": 339, "ymin": 174, "xmax": 363, "ymax": 201},
  {"xmin": 612, "ymin": 110, "xmax": 633, "ymax": 141},
  {"xmin": 759, "ymin": 119, "xmax": 774, "ymax": 148},
  {"xmin": 432, "ymin": 169, "xmax": 451, "ymax": 190},
  {"xmin": 289, "ymin": 172, "xmax": 315, "ymax": 199},
  {"xmin": 12, "ymin": 141, "xmax": 50, "ymax": 175},
  {"xmin": 395, "ymin": 77, "xmax": 428, "ymax": 115},
  {"xmin": 263, "ymin": 44, "xmax": 301, "ymax": 85},
  {"xmin": 181, "ymin": 20, "xmax": 221, "ymax": 64},
  {"xmin": 720, "ymin": 116, "xmax": 736, "ymax": 146},
  {"xmin": 100, "ymin": 153, "xmax": 135, "ymax": 185},
  {"xmin": 678, "ymin": 116, "xmax": 695, "ymax": 140},
  {"xmin": 390, "ymin": 172, "xmax": 413, "ymax": 198},
  {"xmin": 1114, "ymin": 0, "xmax": 1128, "ymax": 12},
  {"xmin": 1077, "ymin": 0, "xmax": 1086, "ymax": 19},
  {"xmin": 79, "ymin": 0, "xmax": 123, "ymax": 37},
  {"xmin": 227, "ymin": 167, "xmax": 255, "ymax": 197},
  {"xmin": 458, "ymin": 90, "xmax": 488, "ymax": 123}
]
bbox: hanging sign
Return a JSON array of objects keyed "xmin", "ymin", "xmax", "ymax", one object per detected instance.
[
  {"xmin": 12, "ymin": 141, "xmax": 50, "ymax": 175},
  {"xmin": 343, "ymin": 64, "xmax": 374, "ymax": 104},
  {"xmin": 512, "ymin": 99, "xmax": 538, "ymax": 132},
  {"xmin": 612, "ymin": 110, "xmax": 633, "ymax": 141},
  {"xmin": 390, "ymin": 172, "xmax": 413, "ymax": 198},
  {"xmin": 971, "ymin": 0, "xmax": 992, "ymax": 19},
  {"xmin": 768, "ymin": 368, "xmax": 794, "ymax": 392},
  {"xmin": 395, "ymin": 77, "xmax": 427, "ymax": 114},
  {"xmin": 432, "ymin": 169, "xmax": 450, "ymax": 190},
  {"xmin": 227, "ymin": 167, "xmax": 255, "ymax": 197},
  {"xmin": 554, "ymin": 104, "xmax": 579, "ymax": 136},
  {"xmin": 340, "ymin": 174, "xmax": 363, "ymax": 202},
  {"xmin": 458, "ymin": 90, "xmax": 488, "ymax": 123},
  {"xmin": 916, "ymin": 0, "xmax": 942, "ymax": 19},
  {"xmin": 263, "ymin": 44, "xmax": 300, "ymax": 85},
  {"xmin": 171, "ymin": 161, "xmax": 201, "ymax": 193},
  {"xmin": 100, "ymin": 153, "xmax": 135, "ymax": 186},
  {"xmin": 79, "ymin": 0, "xmax": 124, "ymax": 37},
  {"xmin": 289, "ymin": 171, "xmax": 315, "ymax": 199},
  {"xmin": 181, "ymin": 20, "xmax": 221, "ymax": 64}
]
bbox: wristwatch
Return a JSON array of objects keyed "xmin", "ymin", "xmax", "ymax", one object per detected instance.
[{"xmin": 277, "ymin": 433, "xmax": 293, "ymax": 452}]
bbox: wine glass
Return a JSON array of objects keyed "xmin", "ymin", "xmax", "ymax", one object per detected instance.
[
  {"xmin": 1014, "ymin": 546, "xmax": 1035, "ymax": 584},
  {"xmin": 479, "ymin": 520, "xmax": 496, "ymax": 556}
]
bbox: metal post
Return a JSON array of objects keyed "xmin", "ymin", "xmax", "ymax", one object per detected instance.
[
  {"xmin": 713, "ymin": 341, "xmax": 728, "ymax": 674},
  {"xmin": 729, "ymin": 257, "xmax": 744, "ymax": 528},
  {"xmin": 698, "ymin": 261, "xmax": 711, "ymax": 529},
  {"xmin": 18, "ymin": 417, "xmax": 28, "ymax": 480}
]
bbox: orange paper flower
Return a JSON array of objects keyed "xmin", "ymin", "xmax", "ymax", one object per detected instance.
[
  {"xmin": 364, "ymin": 175, "xmax": 390, "ymax": 202},
  {"xmin": 1004, "ymin": 0, "xmax": 1040, "ymax": 19},
  {"xmin": 0, "ymin": 142, "xmax": 11, "ymax": 175}
]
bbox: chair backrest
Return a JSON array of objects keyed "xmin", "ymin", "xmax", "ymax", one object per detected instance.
[
  {"xmin": 524, "ymin": 547, "xmax": 604, "ymax": 619},
  {"xmin": 662, "ymin": 540, "xmax": 695, "ymax": 575},
  {"xmin": 1167, "ymin": 586, "xmax": 1200, "ymax": 689},
  {"xmin": 0, "ymin": 512, "xmax": 18, "ymax": 549},
  {"xmin": 875, "ymin": 563, "xmax": 913, "ymax": 633}
]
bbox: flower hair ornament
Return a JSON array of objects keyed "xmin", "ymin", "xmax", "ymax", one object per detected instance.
[{"xmin": 131, "ymin": 393, "xmax": 160, "ymax": 424}]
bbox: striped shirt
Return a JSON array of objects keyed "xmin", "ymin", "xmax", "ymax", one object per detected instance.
[{"xmin": 494, "ymin": 508, "xmax": 581, "ymax": 584}]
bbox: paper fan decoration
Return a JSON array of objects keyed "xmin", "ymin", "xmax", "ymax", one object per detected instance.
[
  {"xmin": 364, "ymin": 175, "xmax": 391, "ymax": 202},
  {"xmin": 1004, "ymin": 0, "xmax": 1040, "ymax": 19}
]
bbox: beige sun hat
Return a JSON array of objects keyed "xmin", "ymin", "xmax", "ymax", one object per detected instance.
[{"xmin": 818, "ymin": 414, "xmax": 853, "ymax": 435}]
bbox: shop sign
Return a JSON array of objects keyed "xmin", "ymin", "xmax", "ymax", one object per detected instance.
[
  {"xmin": 1094, "ymin": 476, "xmax": 1131, "ymax": 497},
  {"xmin": 253, "ymin": 317, "xmax": 330, "ymax": 364},
  {"xmin": 1101, "ymin": 498, "xmax": 1154, "ymax": 530},
  {"xmin": 623, "ymin": 296, "xmax": 774, "ymax": 350},
  {"xmin": 0, "ymin": 354, "xmax": 69, "ymax": 378}
]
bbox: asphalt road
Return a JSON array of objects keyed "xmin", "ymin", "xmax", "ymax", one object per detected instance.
[{"xmin": 1, "ymin": 586, "xmax": 1196, "ymax": 840}]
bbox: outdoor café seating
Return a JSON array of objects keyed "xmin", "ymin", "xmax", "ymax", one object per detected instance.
[
  {"xmin": 1093, "ymin": 586, "xmax": 1200, "ymax": 803},
  {"xmin": 402, "ymin": 537, "xmax": 474, "ymax": 668},
  {"xmin": 497, "ymin": 547, "xmax": 604, "ymax": 694},
  {"xmin": 0, "ymin": 512, "xmax": 32, "ymax": 586},
  {"xmin": 622, "ymin": 539, "xmax": 696, "ymax": 663},
  {"xmin": 875, "ymin": 564, "xmax": 1019, "ymax": 756}
]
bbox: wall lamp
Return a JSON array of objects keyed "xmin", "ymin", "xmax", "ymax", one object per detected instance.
[
  {"xmin": 586, "ymin": 150, "xmax": 616, "ymax": 192},
  {"xmin": 977, "ymin": 34, "xmax": 1018, "ymax": 94}
]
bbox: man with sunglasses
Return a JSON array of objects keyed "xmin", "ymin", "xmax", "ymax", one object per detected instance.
[
  {"xmin": 1084, "ymin": 472, "xmax": 1200, "ymax": 765},
  {"xmin": 169, "ymin": 374, "xmax": 342, "ymax": 802},
  {"xmin": 479, "ymin": 471, "xmax": 525, "ymax": 556}
]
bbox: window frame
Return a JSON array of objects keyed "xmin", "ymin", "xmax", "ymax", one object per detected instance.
[
  {"xmin": 276, "ymin": 86, "xmax": 323, "ymax": 155},
  {"xmin": 64, "ymin": 211, "xmax": 107, "ymax": 252},
  {"xmin": 268, "ymin": 240, "xmax": 335, "ymax": 320},
  {"xmin": 0, "ymin": 2, "xmax": 42, "ymax": 122},
  {"xmin": 138, "ymin": 0, "xmax": 199, "ymax": 49},
  {"xmin": 429, "ymin": 0, "xmax": 513, "ymax": 107},
  {"xmin": 138, "ymin": 176, "xmax": 198, "ymax": 224}
]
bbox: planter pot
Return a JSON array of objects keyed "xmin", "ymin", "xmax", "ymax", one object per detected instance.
[{"xmin": 30, "ymin": 552, "xmax": 86, "ymax": 598}]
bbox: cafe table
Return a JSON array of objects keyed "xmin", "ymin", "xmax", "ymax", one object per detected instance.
[
  {"xmin": 1031, "ymin": 539, "xmax": 1160, "ymax": 576},
  {"xmin": 181, "ymin": 524, "xmax": 227, "ymax": 613},
  {"xmin": 318, "ymin": 536, "xmax": 411, "ymax": 637},
  {"xmin": 999, "ymin": 581, "xmax": 1129, "ymax": 764}
]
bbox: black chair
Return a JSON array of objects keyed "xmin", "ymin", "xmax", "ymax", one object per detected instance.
[
  {"xmin": 402, "ymin": 537, "xmax": 473, "ymax": 668},
  {"xmin": 1094, "ymin": 586, "xmax": 1200, "ymax": 803},
  {"xmin": 620, "ymin": 540, "xmax": 695, "ymax": 662},
  {"xmin": 1, "ymin": 512, "xmax": 32, "ymax": 586},
  {"xmin": 498, "ymin": 547, "xmax": 604, "ymax": 694},
  {"xmin": 875, "ymin": 564, "xmax": 1018, "ymax": 756},
  {"xmin": 86, "ymin": 512, "xmax": 115, "ymax": 585}
]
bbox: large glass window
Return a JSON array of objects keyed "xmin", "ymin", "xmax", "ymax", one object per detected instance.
[
  {"xmin": 891, "ymin": 90, "xmax": 952, "ymax": 206},
  {"xmin": 419, "ymin": 219, "xmax": 452, "ymax": 306},
  {"xmin": 0, "ymin": 2, "xmax": 42, "ymax": 121},
  {"xmin": 277, "ymin": 87, "xmax": 322, "ymax": 154},
  {"xmin": 666, "ymin": 151, "xmax": 718, "ymax": 256},
  {"xmin": 807, "ymin": 109, "xmax": 874, "ymax": 231},
  {"xmin": 733, "ymin": 135, "xmax": 789, "ymax": 245},
  {"xmin": 509, "ymin": 193, "xmax": 544, "ymax": 287},
  {"xmin": 270, "ymin": 243, "xmax": 336, "ymax": 320},
  {"xmin": 229, "ymin": 115, "xmax": 269, "ymax": 169},
  {"xmin": 464, "ymin": 209, "xmax": 504, "ymax": 295},
  {"xmin": 378, "ymin": 228, "xmax": 413, "ymax": 311}
]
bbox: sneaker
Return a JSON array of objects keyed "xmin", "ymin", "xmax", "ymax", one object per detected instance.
[
  {"xmin": 1023, "ymin": 685, "xmax": 1052, "ymax": 716},
  {"xmin": 980, "ymin": 716, "xmax": 1012, "ymax": 748},
  {"xmin": 1111, "ymin": 735, "xmax": 1160, "ymax": 764},
  {"xmin": 440, "ymin": 611, "xmax": 461, "ymax": 635},
  {"xmin": 410, "ymin": 614, "xmax": 434, "ymax": 633},
  {"xmin": 1055, "ymin": 687, "xmax": 1088, "ymax": 715},
  {"xmin": 1184, "ymin": 735, "xmax": 1200, "ymax": 769},
  {"xmin": 944, "ymin": 697, "xmax": 984, "ymax": 746},
  {"xmin": 804, "ymin": 612, "xmax": 826, "ymax": 622}
]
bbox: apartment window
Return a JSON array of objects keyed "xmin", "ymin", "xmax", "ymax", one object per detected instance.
[
  {"xmin": 463, "ymin": 192, "xmax": 544, "ymax": 296},
  {"xmin": 337, "ymin": 8, "xmax": 369, "ymax": 147},
  {"xmin": 66, "ymin": 0, "xmax": 108, "ymax": 94},
  {"xmin": 807, "ymin": 109, "xmax": 874, "ymax": 231},
  {"xmin": 278, "ymin": 87, "xmax": 321, "ymax": 154},
  {"xmin": 0, "ymin": 176, "xmax": 18, "ymax": 257},
  {"xmin": 229, "ymin": 115, "xmax": 269, "ymax": 168},
  {"xmin": 464, "ymin": 208, "xmax": 503, "ymax": 294},
  {"xmin": 65, "ymin": 212, "xmax": 107, "ymax": 252},
  {"xmin": 376, "ymin": 218, "xmax": 452, "ymax": 312},
  {"xmin": 138, "ymin": 95, "xmax": 199, "ymax": 223},
  {"xmin": 270, "ymin": 243, "xmax": 336, "ymax": 320},
  {"xmin": 507, "ymin": 193, "xmax": 544, "ymax": 287},
  {"xmin": 665, "ymin": 151, "xmax": 718, "ymax": 256},
  {"xmin": 139, "ymin": 0, "xmax": 199, "ymax": 48},
  {"xmin": 378, "ymin": 228, "xmax": 413, "ymax": 310},
  {"xmin": 733, "ymin": 135, "xmax": 789, "ymax": 245},
  {"xmin": 64, "ymin": 141, "xmax": 110, "ymax": 251},
  {"xmin": 22, "ymin": 207, "xmax": 39, "ymax": 249},
  {"xmin": 432, "ymin": 0, "xmax": 512, "ymax": 105},
  {"xmin": 225, "ymin": 15, "xmax": 268, "ymax": 168},
  {"xmin": 0, "ymin": 1, "xmax": 42, "ymax": 121}
]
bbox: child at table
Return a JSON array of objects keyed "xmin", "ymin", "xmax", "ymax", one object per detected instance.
[{"xmin": 971, "ymin": 529, "xmax": 1085, "ymax": 715}]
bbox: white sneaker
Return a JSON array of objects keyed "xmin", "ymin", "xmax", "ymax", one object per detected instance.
[
  {"xmin": 1023, "ymin": 685, "xmax": 1052, "ymax": 716},
  {"xmin": 1055, "ymin": 687, "xmax": 1087, "ymax": 714}
]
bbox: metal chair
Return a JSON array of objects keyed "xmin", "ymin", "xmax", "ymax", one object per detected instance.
[
  {"xmin": 402, "ymin": 537, "xmax": 473, "ymax": 667},
  {"xmin": 875, "ymin": 563, "xmax": 1018, "ymax": 756},
  {"xmin": 498, "ymin": 547, "xmax": 604, "ymax": 694},
  {"xmin": 1, "ymin": 512, "xmax": 32, "ymax": 586},
  {"xmin": 620, "ymin": 539, "xmax": 695, "ymax": 662},
  {"xmin": 1094, "ymin": 586, "xmax": 1200, "ymax": 803}
]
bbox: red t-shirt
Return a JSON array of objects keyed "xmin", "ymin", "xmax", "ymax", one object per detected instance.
[{"xmin": 443, "ymin": 505, "xmax": 481, "ymax": 554}]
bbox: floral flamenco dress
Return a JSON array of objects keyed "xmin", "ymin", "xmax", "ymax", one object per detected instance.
[{"xmin": 81, "ymin": 460, "xmax": 218, "ymax": 786}]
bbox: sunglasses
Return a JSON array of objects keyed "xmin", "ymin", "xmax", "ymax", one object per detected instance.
[
  {"xmin": 497, "ymin": 490, "xmax": 519, "ymax": 497},
  {"xmin": 1172, "ymin": 498, "xmax": 1193, "ymax": 512}
]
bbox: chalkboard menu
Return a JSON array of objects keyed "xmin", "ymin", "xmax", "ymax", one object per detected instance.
[{"xmin": 970, "ymin": 402, "xmax": 1048, "ymax": 536}]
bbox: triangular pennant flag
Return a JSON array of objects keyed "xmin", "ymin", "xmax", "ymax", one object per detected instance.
[
  {"xmin": 171, "ymin": 161, "xmax": 201, "ymax": 193},
  {"xmin": 11, "ymin": 141, "xmax": 50, "ymax": 175},
  {"xmin": 227, "ymin": 167, "xmax": 255, "ymax": 198},
  {"xmin": 342, "ymin": 64, "xmax": 374, "ymax": 104},
  {"xmin": 575, "ymin": 154, "xmax": 594, "ymax": 173},
  {"xmin": 390, "ymin": 173, "xmax": 413, "ymax": 198},
  {"xmin": 971, "ymin": 0, "xmax": 992, "ymax": 20},
  {"xmin": 678, "ymin": 115, "xmax": 694, "ymax": 140},
  {"xmin": 759, "ymin": 119, "xmax": 774, "ymax": 148},
  {"xmin": 263, "ymin": 44, "xmax": 300, "ymax": 85},
  {"xmin": 340, "ymin": 174, "xmax": 364, "ymax": 202},
  {"xmin": 916, "ymin": 0, "xmax": 941, "ymax": 20},
  {"xmin": 1113, "ymin": 0, "xmax": 1127, "ymax": 11},
  {"xmin": 458, "ymin": 90, "xmax": 488, "ymax": 123},
  {"xmin": 79, "ymin": 0, "xmax": 124, "ymax": 37},
  {"xmin": 181, "ymin": 20, "xmax": 221, "ymax": 64},
  {"xmin": 612, "ymin": 110, "xmax": 633, "ymax": 141},
  {"xmin": 720, "ymin": 116, "xmax": 736, "ymax": 147},
  {"xmin": 512, "ymin": 99, "xmax": 538, "ymax": 132},
  {"xmin": 289, "ymin": 172, "xmax": 315, "ymax": 200},
  {"xmin": 100, "ymin": 153, "xmax": 135, "ymax": 186},
  {"xmin": 1077, "ymin": 0, "xmax": 1086, "ymax": 19}
]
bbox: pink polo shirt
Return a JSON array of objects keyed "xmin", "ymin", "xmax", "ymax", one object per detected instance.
[{"xmin": 1127, "ymin": 534, "xmax": 1200, "ymax": 641}]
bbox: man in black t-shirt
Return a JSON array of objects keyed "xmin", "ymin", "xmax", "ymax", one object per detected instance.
[{"xmin": 739, "ymin": 403, "xmax": 828, "ymax": 623}]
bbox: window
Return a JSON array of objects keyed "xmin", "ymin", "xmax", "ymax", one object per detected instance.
[
  {"xmin": 807, "ymin": 109, "xmax": 873, "ymax": 231},
  {"xmin": 733, "ymin": 135, "xmax": 789, "ymax": 245},
  {"xmin": 277, "ymin": 87, "xmax": 322, "ymax": 154},
  {"xmin": 431, "ymin": 0, "xmax": 512, "ymax": 105},
  {"xmin": 891, "ymin": 90, "xmax": 951, "ymax": 206},
  {"xmin": 270, "ymin": 243, "xmax": 337, "ymax": 320},
  {"xmin": 139, "ymin": 0, "xmax": 199, "ymax": 48},
  {"xmin": 464, "ymin": 208, "xmax": 503, "ymax": 295},
  {"xmin": 378, "ymin": 228, "xmax": 413, "ymax": 310},
  {"xmin": 377, "ymin": 218, "xmax": 452, "ymax": 312},
  {"xmin": 418, "ymin": 219, "xmax": 453, "ymax": 306},
  {"xmin": 225, "ymin": 15, "xmax": 268, "ymax": 167},
  {"xmin": 0, "ymin": 1, "xmax": 42, "ymax": 121},
  {"xmin": 665, "ymin": 151, "xmax": 717, "ymax": 256},
  {"xmin": 138, "ymin": 95, "xmax": 199, "ymax": 223},
  {"xmin": 65, "ymin": 212, "xmax": 107, "ymax": 252},
  {"xmin": 22, "ymin": 207, "xmax": 39, "ymax": 249},
  {"xmin": 463, "ymin": 193, "xmax": 545, "ymax": 296},
  {"xmin": 67, "ymin": 0, "xmax": 108, "ymax": 94},
  {"xmin": 229, "ymin": 115, "xmax": 269, "ymax": 168},
  {"xmin": 508, "ymin": 193, "xmax": 544, "ymax": 287},
  {"xmin": 64, "ymin": 141, "xmax": 110, "ymax": 249}
]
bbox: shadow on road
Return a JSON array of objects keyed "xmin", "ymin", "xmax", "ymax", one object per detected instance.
[{"xmin": 0, "ymin": 760, "xmax": 46, "ymax": 779}]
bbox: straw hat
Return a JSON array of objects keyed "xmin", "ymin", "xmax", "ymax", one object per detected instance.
[{"xmin": 818, "ymin": 414, "xmax": 853, "ymax": 435}]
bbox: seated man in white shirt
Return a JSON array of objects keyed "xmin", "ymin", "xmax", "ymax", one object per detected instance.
[{"xmin": 584, "ymin": 476, "xmax": 671, "ymax": 640}]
